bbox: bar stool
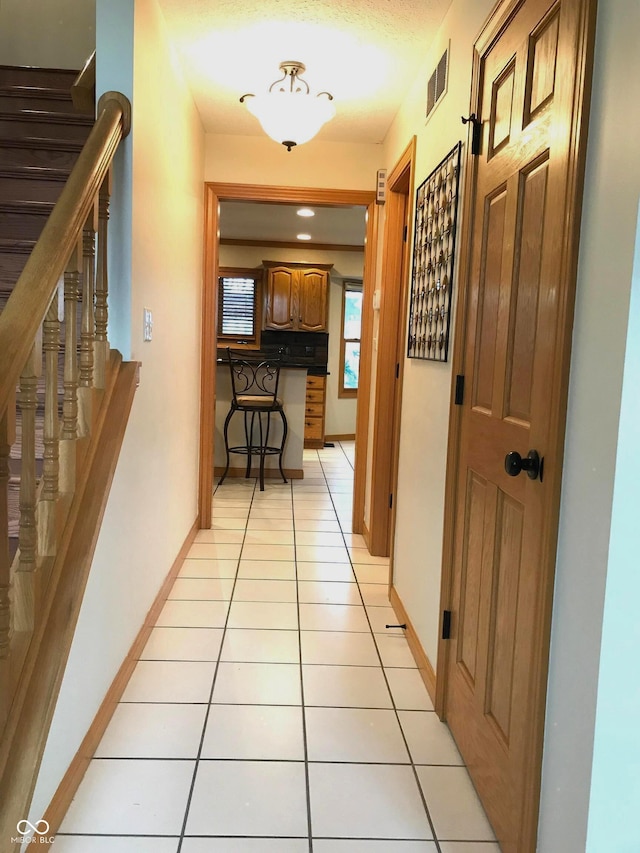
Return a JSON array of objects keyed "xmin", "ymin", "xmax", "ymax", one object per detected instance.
[{"xmin": 219, "ymin": 348, "xmax": 288, "ymax": 491}]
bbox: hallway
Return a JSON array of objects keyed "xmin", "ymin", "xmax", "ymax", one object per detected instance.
[{"xmin": 53, "ymin": 443, "xmax": 498, "ymax": 851}]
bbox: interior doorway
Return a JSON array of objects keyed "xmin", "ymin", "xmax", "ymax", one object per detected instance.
[
  {"xmin": 198, "ymin": 184, "xmax": 377, "ymax": 530},
  {"xmin": 367, "ymin": 139, "xmax": 415, "ymax": 557}
]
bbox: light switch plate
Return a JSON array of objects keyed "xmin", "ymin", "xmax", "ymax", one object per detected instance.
[{"xmin": 143, "ymin": 308, "xmax": 153, "ymax": 341}]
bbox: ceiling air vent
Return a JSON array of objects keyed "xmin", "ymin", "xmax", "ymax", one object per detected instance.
[{"xmin": 426, "ymin": 45, "xmax": 449, "ymax": 120}]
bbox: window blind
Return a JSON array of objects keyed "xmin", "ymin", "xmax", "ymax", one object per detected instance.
[{"xmin": 218, "ymin": 276, "xmax": 256, "ymax": 338}]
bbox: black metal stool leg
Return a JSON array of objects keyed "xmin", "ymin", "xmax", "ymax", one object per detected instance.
[
  {"xmin": 278, "ymin": 409, "xmax": 288, "ymax": 484},
  {"xmin": 258, "ymin": 411, "xmax": 268, "ymax": 491},
  {"xmin": 219, "ymin": 406, "xmax": 235, "ymax": 485},
  {"xmin": 243, "ymin": 410, "xmax": 253, "ymax": 479}
]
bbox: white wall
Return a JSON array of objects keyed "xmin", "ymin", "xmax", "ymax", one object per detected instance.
[
  {"xmin": 218, "ymin": 244, "xmax": 364, "ymax": 436},
  {"xmin": 0, "ymin": 0, "xmax": 95, "ymax": 69},
  {"xmin": 96, "ymin": 0, "xmax": 134, "ymax": 356},
  {"xmin": 585, "ymin": 204, "xmax": 640, "ymax": 853},
  {"xmin": 28, "ymin": 0, "xmax": 205, "ymax": 826},
  {"xmin": 539, "ymin": 3, "xmax": 640, "ymax": 849},
  {"xmin": 381, "ymin": 0, "xmax": 494, "ymax": 665}
]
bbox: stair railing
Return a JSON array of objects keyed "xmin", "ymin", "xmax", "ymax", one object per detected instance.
[{"xmin": 0, "ymin": 89, "xmax": 131, "ymax": 814}]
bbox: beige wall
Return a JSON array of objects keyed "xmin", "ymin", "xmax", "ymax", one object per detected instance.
[
  {"xmin": 219, "ymin": 244, "xmax": 364, "ymax": 437},
  {"xmin": 0, "ymin": 0, "xmax": 95, "ymax": 69},
  {"xmin": 376, "ymin": 0, "xmax": 495, "ymax": 665},
  {"xmin": 28, "ymin": 0, "xmax": 205, "ymax": 826},
  {"xmin": 205, "ymin": 133, "xmax": 382, "ymax": 190}
]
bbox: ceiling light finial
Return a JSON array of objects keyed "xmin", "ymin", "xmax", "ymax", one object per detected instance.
[{"xmin": 240, "ymin": 61, "xmax": 335, "ymax": 151}]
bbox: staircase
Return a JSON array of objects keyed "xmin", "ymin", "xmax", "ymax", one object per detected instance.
[
  {"xmin": 0, "ymin": 64, "xmax": 94, "ymax": 313},
  {"xmin": 0, "ymin": 66, "xmax": 94, "ymax": 554},
  {"xmin": 0, "ymin": 72, "xmax": 134, "ymax": 847}
]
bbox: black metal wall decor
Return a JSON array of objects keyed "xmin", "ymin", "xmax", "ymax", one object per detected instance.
[{"xmin": 407, "ymin": 141, "xmax": 461, "ymax": 361}]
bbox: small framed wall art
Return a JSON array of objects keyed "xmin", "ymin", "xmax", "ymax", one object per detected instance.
[{"xmin": 407, "ymin": 141, "xmax": 462, "ymax": 361}]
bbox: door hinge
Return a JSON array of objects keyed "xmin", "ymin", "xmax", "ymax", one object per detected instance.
[
  {"xmin": 454, "ymin": 374, "xmax": 465, "ymax": 405},
  {"xmin": 442, "ymin": 610, "xmax": 452, "ymax": 640},
  {"xmin": 389, "ymin": 493, "xmax": 393, "ymax": 509},
  {"xmin": 461, "ymin": 113, "xmax": 482, "ymax": 155},
  {"xmin": 403, "ymin": 224, "xmax": 408, "ymax": 242},
  {"xmin": 395, "ymin": 362, "xmax": 400, "ymax": 379}
]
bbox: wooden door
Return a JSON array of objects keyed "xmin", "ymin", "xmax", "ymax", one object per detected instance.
[
  {"xmin": 443, "ymin": 1, "xmax": 595, "ymax": 851},
  {"xmin": 264, "ymin": 266, "xmax": 295, "ymax": 329},
  {"xmin": 297, "ymin": 268, "xmax": 328, "ymax": 331}
]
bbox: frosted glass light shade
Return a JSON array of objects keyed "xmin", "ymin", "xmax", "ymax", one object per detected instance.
[{"xmin": 244, "ymin": 89, "xmax": 335, "ymax": 149}]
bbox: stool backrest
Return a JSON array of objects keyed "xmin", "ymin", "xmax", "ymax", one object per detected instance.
[{"xmin": 225, "ymin": 348, "xmax": 282, "ymax": 406}]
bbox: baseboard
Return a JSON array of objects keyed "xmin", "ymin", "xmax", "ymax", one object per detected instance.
[
  {"xmin": 389, "ymin": 584, "xmax": 437, "ymax": 705},
  {"xmin": 324, "ymin": 433, "xmax": 355, "ymax": 442},
  {"xmin": 42, "ymin": 518, "xmax": 199, "ymax": 844},
  {"xmin": 214, "ymin": 466, "xmax": 304, "ymax": 480}
]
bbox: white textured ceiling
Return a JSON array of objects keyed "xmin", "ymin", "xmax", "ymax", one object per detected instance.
[{"xmin": 157, "ymin": 0, "xmax": 453, "ymax": 144}]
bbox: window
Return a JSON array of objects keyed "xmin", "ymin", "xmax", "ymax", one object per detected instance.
[
  {"xmin": 217, "ymin": 267, "xmax": 261, "ymax": 346},
  {"xmin": 340, "ymin": 281, "xmax": 363, "ymax": 397}
]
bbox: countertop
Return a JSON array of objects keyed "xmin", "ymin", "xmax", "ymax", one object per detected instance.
[{"xmin": 216, "ymin": 358, "xmax": 327, "ymax": 375}]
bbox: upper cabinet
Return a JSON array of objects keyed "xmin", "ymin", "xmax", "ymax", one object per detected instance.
[{"xmin": 263, "ymin": 261, "xmax": 332, "ymax": 332}]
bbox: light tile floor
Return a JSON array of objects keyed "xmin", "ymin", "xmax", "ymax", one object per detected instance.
[{"xmin": 53, "ymin": 442, "xmax": 499, "ymax": 852}]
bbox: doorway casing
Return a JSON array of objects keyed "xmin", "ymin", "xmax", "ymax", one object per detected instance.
[{"xmin": 198, "ymin": 183, "xmax": 378, "ymax": 529}]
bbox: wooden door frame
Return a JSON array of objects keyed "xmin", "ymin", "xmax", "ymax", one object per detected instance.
[
  {"xmin": 367, "ymin": 138, "xmax": 416, "ymax": 556},
  {"xmin": 435, "ymin": 0, "xmax": 597, "ymax": 849},
  {"xmin": 198, "ymin": 183, "xmax": 377, "ymax": 529}
]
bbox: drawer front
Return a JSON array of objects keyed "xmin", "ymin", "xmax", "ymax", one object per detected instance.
[
  {"xmin": 305, "ymin": 401, "xmax": 323, "ymax": 417},
  {"xmin": 305, "ymin": 388, "xmax": 325, "ymax": 405},
  {"xmin": 304, "ymin": 417, "xmax": 323, "ymax": 441},
  {"xmin": 306, "ymin": 375, "xmax": 326, "ymax": 391}
]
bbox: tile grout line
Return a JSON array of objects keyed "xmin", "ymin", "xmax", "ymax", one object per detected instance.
[
  {"xmin": 295, "ymin": 452, "xmax": 316, "ymax": 853},
  {"xmin": 175, "ymin": 476, "xmax": 258, "ymax": 851},
  {"xmin": 318, "ymin": 442, "xmax": 443, "ymax": 852}
]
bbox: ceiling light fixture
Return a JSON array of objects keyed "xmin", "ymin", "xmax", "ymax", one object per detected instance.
[
  {"xmin": 297, "ymin": 208, "xmax": 315, "ymax": 217},
  {"xmin": 297, "ymin": 233, "xmax": 312, "ymax": 241},
  {"xmin": 240, "ymin": 62, "xmax": 335, "ymax": 152}
]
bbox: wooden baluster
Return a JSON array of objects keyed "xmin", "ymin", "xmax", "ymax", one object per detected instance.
[
  {"xmin": 38, "ymin": 293, "xmax": 61, "ymax": 559},
  {"xmin": 78, "ymin": 204, "xmax": 97, "ymax": 437},
  {"xmin": 15, "ymin": 341, "xmax": 41, "ymax": 632},
  {"xmin": 95, "ymin": 171, "xmax": 112, "ymax": 390},
  {"xmin": 60, "ymin": 239, "xmax": 82, "ymax": 494},
  {"xmin": 0, "ymin": 403, "xmax": 15, "ymax": 727}
]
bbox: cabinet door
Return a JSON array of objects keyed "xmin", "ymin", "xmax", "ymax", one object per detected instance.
[
  {"xmin": 264, "ymin": 266, "xmax": 295, "ymax": 329},
  {"xmin": 297, "ymin": 268, "xmax": 328, "ymax": 332}
]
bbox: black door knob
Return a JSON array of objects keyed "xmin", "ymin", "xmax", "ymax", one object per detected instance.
[{"xmin": 504, "ymin": 449, "xmax": 542, "ymax": 481}]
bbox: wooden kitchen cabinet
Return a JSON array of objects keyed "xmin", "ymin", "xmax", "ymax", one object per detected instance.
[
  {"xmin": 304, "ymin": 374, "xmax": 326, "ymax": 449},
  {"xmin": 263, "ymin": 262, "xmax": 332, "ymax": 332}
]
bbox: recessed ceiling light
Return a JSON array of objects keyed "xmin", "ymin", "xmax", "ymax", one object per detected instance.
[
  {"xmin": 297, "ymin": 208, "xmax": 315, "ymax": 218},
  {"xmin": 297, "ymin": 233, "xmax": 312, "ymax": 241}
]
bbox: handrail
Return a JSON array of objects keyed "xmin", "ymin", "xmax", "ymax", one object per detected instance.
[{"xmin": 0, "ymin": 91, "xmax": 130, "ymax": 421}]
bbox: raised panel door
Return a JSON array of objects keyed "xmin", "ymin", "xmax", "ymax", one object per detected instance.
[
  {"xmin": 264, "ymin": 266, "xmax": 295, "ymax": 330},
  {"xmin": 444, "ymin": 1, "xmax": 594, "ymax": 850},
  {"xmin": 297, "ymin": 268, "xmax": 328, "ymax": 332}
]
